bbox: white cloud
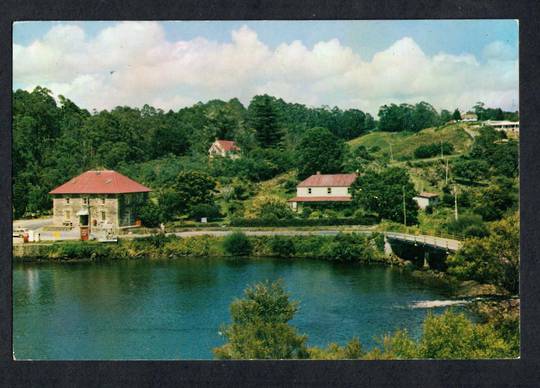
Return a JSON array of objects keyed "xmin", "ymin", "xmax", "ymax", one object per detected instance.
[{"xmin": 13, "ymin": 22, "xmax": 519, "ymax": 114}]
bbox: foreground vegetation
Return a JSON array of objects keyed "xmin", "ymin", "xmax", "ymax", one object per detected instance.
[{"xmin": 214, "ymin": 280, "xmax": 518, "ymax": 360}]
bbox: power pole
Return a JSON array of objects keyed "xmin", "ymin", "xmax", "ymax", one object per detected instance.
[
  {"xmin": 454, "ymin": 184, "xmax": 459, "ymax": 221},
  {"xmin": 441, "ymin": 139, "xmax": 444, "ymax": 158},
  {"xmin": 445, "ymin": 158, "xmax": 449, "ymax": 185},
  {"xmin": 402, "ymin": 185, "xmax": 407, "ymax": 226},
  {"xmin": 390, "ymin": 143, "xmax": 393, "ymax": 162}
]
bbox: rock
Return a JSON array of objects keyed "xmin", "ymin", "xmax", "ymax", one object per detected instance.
[{"xmin": 455, "ymin": 280, "xmax": 510, "ymax": 298}]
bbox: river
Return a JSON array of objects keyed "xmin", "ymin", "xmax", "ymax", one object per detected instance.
[{"xmin": 13, "ymin": 257, "xmax": 471, "ymax": 360}]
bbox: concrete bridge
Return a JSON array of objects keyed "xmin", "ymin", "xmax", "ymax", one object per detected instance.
[{"xmin": 383, "ymin": 231, "xmax": 462, "ymax": 257}]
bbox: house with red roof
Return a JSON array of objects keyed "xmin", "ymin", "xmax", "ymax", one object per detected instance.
[
  {"xmin": 208, "ymin": 139, "xmax": 241, "ymax": 159},
  {"xmin": 287, "ymin": 172, "xmax": 358, "ymax": 211},
  {"xmin": 49, "ymin": 170, "xmax": 151, "ymax": 235}
]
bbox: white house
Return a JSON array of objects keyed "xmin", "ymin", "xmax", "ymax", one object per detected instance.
[
  {"xmin": 287, "ymin": 172, "xmax": 357, "ymax": 211},
  {"xmin": 209, "ymin": 139, "xmax": 241, "ymax": 159},
  {"xmin": 413, "ymin": 192, "xmax": 439, "ymax": 210},
  {"xmin": 461, "ymin": 112, "xmax": 478, "ymax": 122},
  {"xmin": 482, "ymin": 120, "xmax": 519, "ymax": 135}
]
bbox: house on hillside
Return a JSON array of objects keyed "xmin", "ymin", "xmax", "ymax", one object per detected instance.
[
  {"xmin": 413, "ymin": 192, "xmax": 439, "ymax": 210},
  {"xmin": 49, "ymin": 170, "xmax": 151, "ymax": 238},
  {"xmin": 482, "ymin": 120, "xmax": 519, "ymax": 136},
  {"xmin": 209, "ymin": 139, "xmax": 241, "ymax": 159},
  {"xmin": 287, "ymin": 172, "xmax": 357, "ymax": 211},
  {"xmin": 461, "ymin": 112, "xmax": 478, "ymax": 122}
]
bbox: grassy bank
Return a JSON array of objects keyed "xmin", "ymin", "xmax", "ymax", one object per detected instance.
[{"xmin": 13, "ymin": 232, "xmax": 390, "ymax": 264}]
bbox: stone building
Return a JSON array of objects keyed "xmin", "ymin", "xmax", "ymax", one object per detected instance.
[
  {"xmin": 287, "ymin": 172, "xmax": 357, "ymax": 211},
  {"xmin": 413, "ymin": 192, "xmax": 439, "ymax": 210},
  {"xmin": 49, "ymin": 170, "xmax": 151, "ymax": 234}
]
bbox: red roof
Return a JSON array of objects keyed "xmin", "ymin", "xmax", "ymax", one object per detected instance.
[
  {"xmin": 49, "ymin": 170, "xmax": 151, "ymax": 195},
  {"xmin": 215, "ymin": 140, "xmax": 240, "ymax": 152},
  {"xmin": 298, "ymin": 173, "xmax": 357, "ymax": 187},
  {"xmin": 287, "ymin": 196, "xmax": 352, "ymax": 203}
]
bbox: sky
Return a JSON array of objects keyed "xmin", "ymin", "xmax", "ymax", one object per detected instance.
[{"xmin": 12, "ymin": 20, "xmax": 519, "ymax": 114}]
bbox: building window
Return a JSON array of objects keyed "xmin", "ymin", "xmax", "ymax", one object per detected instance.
[
  {"xmin": 308, "ymin": 188, "xmax": 312, "ymax": 194},
  {"xmin": 83, "ymin": 197, "xmax": 88, "ymax": 205},
  {"xmin": 65, "ymin": 197, "xmax": 70, "ymax": 204},
  {"xmin": 65, "ymin": 210, "xmax": 71, "ymax": 219},
  {"xmin": 102, "ymin": 197, "xmax": 106, "ymax": 205},
  {"xmin": 101, "ymin": 211, "xmax": 106, "ymax": 221},
  {"xmin": 327, "ymin": 187, "xmax": 332, "ymax": 194},
  {"xmin": 347, "ymin": 187, "xmax": 351, "ymax": 194}
]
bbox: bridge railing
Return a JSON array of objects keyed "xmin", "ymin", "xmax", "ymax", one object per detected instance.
[{"xmin": 381, "ymin": 226, "xmax": 464, "ymax": 242}]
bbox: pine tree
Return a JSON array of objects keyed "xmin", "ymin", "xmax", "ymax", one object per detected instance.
[{"xmin": 248, "ymin": 95, "xmax": 283, "ymax": 147}]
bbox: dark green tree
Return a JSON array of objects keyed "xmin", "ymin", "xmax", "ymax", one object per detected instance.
[
  {"xmin": 171, "ymin": 171, "xmax": 217, "ymax": 215},
  {"xmin": 248, "ymin": 95, "xmax": 283, "ymax": 147},
  {"xmin": 295, "ymin": 127, "xmax": 346, "ymax": 180},
  {"xmin": 213, "ymin": 280, "xmax": 309, "ymax": 359},
  {"xmin": 352, "ymin": 167, "xmax": 419, "ymax": 224},
  {"xmin": 452, "ymin": 109, "xmax": 462, "ymax": 121}
]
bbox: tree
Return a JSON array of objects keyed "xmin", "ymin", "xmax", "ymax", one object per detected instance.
[
  {"xmin": 472, "ymin": 177, "xmax": 517, "ymax": 221},
  {"xmin": 137, "ymin": 202, "xmax": 162, "ymax": 227},
  {"xmin": 248, "ymin": 95, "xmax": 283, "ymax": 148},
  {"xmin": 452, "ymin": 109, "xmax": 462, "ymax": 121},
  {"xmin": 352, "ymin": 167, "xmax": 419, "ymax": 224},
  {"xmin": 213, "ymin": 280, "xmax": 309, "ymax": 359},
  {"xmin": 364, "ymin": 310, "xmax": 515, "ymax": 359},
  {"xmin": 439, "ymin": 109, "xmax": 452, "ymax": 124},
  {"xmin": 295, "ymin": 127, "xmax": 345, "ymax": 180},
  {"xmin": 171, "ymin": 171, "xmax": 217, "ymax": 215},
  {"xmin": 447, "ymin": 212, "xmax": 519, "ymax": 293},
  {"xmin": 453, "ymin": 158, "xmax": 489, "ymax": 182}
]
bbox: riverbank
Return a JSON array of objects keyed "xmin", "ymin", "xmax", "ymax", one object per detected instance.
[{"xmin": 13, "ymin": 232, "xmax": 388, "ymax": 263}]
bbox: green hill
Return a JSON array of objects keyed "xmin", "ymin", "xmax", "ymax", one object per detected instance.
[{"xmin": 347, "ymin": 122, "xmax": 477, "ymax": 161}]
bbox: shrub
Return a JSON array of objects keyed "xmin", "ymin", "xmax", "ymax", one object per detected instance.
[
  {"xmin": 189, "ymin": 203, "xmax": 222, "ymax": 221},
  {"xmin": 269, "ymin": 237, "xmax": 296, "ymax": 257},
  {"xmin": 223, "ymin": 232, "xmax": 252, "ymax": 256},
  {"xmin": 137, "ymin": 202, "xmax": 162, "ymax": 227},
  {"xmin": 414, "ymin": 142, "xmax": 454, "ymax": 159}
]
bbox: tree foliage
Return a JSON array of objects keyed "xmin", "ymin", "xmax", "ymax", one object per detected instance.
[
  {"xmin": 295, "ymin": 127, "xmax": 346, "ymax": 180},
  {"xmin": 213, "ymin": 280, "xmax": 309, "ymax": 359},
  {"xmin": 447, "ymin": 212, "xmax": 519, "ymax": 293},
  {"xmin": 352, "ymin": 167, "xmax": 418, "ymax": 224}
]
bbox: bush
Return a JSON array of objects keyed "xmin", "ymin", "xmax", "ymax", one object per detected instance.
[
  {"xmin": 269, "ymin": 237, "xmax": 296, "ymax": 257},
  {"xmin": 137, "ymin": 202, "xmax": 162, "ymax": 227},
  {"xmin": 189, "ymin": 203, "xmax": 222, "ymax": 221},
  {"xmin": 414, "ymin": 142, "xmax": 454, "ymax": 159},
  {"xmin": 223, "ymin": 232, "xmax": 252, "ymax": 256},
  {"xmin": 445, "ymin": 213, "xmax": 488, "ymax": 238}
]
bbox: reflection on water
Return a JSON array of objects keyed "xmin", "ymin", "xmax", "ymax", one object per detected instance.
[{"xmin": 13, "ymin": 257, "xmax": 471, "ymax": 360}]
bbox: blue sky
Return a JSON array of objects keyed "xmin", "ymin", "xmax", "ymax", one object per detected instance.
[{"xmin": 13, "ymin": 20, "xmax": 518, "ymax": 113}]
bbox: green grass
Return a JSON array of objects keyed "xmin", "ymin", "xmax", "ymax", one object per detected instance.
[{"xmin": 348, "ymin": 122, "xmax": 477, "ymax": 161}]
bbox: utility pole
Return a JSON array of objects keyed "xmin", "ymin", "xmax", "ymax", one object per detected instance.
[
  {"xmin": 402, "ymin": 185, "xmax": 407, "ymax": 226},
  {"xmin": 441, "ymin": 139, "xmax": 444, "ymax": 158},
  {"xmin": 390, "ymin": 142, "xmax": 394, "ymax": 162},
  {"xmin": 454, "ymin": 184, "xmax": 459, "ymax": 221},
  {"xmin": 445, "ymin": 158, "xmax": 449, "ymax": 185}
]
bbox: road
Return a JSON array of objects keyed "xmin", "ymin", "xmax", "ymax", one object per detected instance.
[
  {"xmin": 122, "ymin": 229, "xmax": 370, "ymax": 239},
  {"xmin": 13, "ymin": 218, "xmax": 53, "ymax": 230}
]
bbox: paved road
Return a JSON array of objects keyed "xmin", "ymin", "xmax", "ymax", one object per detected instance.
[
  {"xmin": 13, "ymin": 217, "xmax": 53, "ymax": 231},
  {"xmin": 123, "ymin": 229, "xmax": 373, "ymax": 239}
]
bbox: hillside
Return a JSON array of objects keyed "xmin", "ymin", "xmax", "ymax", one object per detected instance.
[{"xmin": 347, "ymin": 122, "xmax": 478, "ymax": 161}]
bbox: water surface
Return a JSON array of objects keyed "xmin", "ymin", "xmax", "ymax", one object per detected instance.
[{"xmin": 13, "ymin": 257, "xmax": 468, "ymax": 359}]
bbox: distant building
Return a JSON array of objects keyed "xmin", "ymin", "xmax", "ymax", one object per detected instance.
[
  {"xmin": 287, "ymin": 172, "xmax": 357, "ymax": 211},
  {"xmin": 483, "ymin": 120, "xmax": 519, "ymax": 135},
  {"xmin": 461, "ymin": 112, "xmax": 478, "ymax": 122},
  {"xmin": 49, "ymin": 170, "xmax": 151, "ymax": 236},
  {"xmin": 209, "ymin": 139, "xmax": 241, "ymax": 159},
  {"xmin": 413, "ymin": 192, "xmax": 439, "ymax": 210}
]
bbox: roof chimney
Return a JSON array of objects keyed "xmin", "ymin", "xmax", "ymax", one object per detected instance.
[{"xmin": 316, "ymin": 171, "xmax": 321, "ymax": 175}]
